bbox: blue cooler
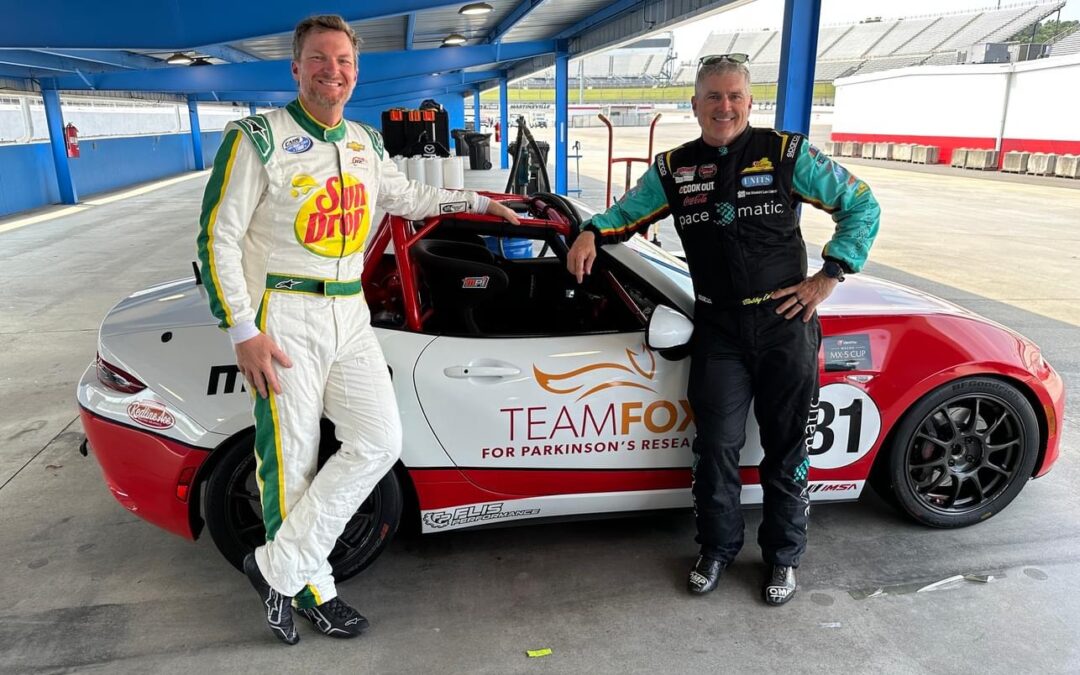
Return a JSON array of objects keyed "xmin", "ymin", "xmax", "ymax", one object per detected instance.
[{"xmin": 484, "ymin": 236, "xmax": 533, "ymax": 259}]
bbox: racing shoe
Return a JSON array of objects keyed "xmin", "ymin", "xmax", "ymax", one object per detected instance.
[
  {"xmin": 243, "ymin": 553, "xmax": 299, "ymax": 645},
  {"xmin": 763, "ymin": 565, "xmax": 797, "ymax": 606},
  {"xmin": 687, "ymin": 555, "xmax": 726, "ymax": 595},
  {"xmin": 296, "ymin": 597, "xmax": 369, "ymax": 639}
]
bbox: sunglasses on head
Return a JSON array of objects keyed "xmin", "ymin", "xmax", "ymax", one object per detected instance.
[{"xmin": 698, "ymin": 53, "xmax": 750, "ymax": 66}]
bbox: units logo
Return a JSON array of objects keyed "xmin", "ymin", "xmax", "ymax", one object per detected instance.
[
  {"xmin": 127, "ymin": 401, "xmax": 175, "ymax": 429},
  {"xmin": 741, "ymin": 157, "xmax": 774, "ymax": 173},
  {"xmin": 292, "ymin": 174, "xmax": 371, "ymax": 257},
  {"xmin": 741, "ymin": 174, "xmax": 774, "ymax": 188},
  {"xmin": 282, "ymin": 135, "xmax": 313, "ymax": 154},
  {"xmin": 533, "ymin": 343, "xmax": 657, "ymax": 401}
]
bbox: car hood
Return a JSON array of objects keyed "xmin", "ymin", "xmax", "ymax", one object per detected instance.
[{"xmin": 101, "ymin": 277, "xmax": 216, "ymax": 337}]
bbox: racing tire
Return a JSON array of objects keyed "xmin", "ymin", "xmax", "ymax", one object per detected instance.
[
  {"xmin": 203, "ymin": 429, "xmax": 403, "ymax": 581},
  {"xmin": 882, "ymin": 377, "xmax": 1039, "ymax": 528}
]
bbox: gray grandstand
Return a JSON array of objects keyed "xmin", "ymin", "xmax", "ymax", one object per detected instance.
[
  {"xmin": 517, "ymin": 1, "xmax": 1067, "ymax": 90},
  {"xmin": 679, "ymin": 1, "xmax": 1066, "ymax": 84}
]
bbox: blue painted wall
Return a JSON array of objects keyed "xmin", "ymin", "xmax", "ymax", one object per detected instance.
[{"xmin": 0, "ymin": 130, "xmax": 224, "ymax": 218}]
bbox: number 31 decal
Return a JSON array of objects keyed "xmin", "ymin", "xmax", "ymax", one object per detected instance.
[{"xmin": 807, "ymin": 383, "xmax": 882, "ymax": 469}]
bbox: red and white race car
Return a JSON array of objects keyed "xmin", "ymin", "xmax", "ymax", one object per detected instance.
[{"xmin": 77, "ymin": 192, "xmax": 1065, "ymax": 582}]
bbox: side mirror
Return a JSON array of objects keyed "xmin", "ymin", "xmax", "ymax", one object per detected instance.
[{"xmin": 647, "ymin": 304, "xmax": 693, "ymax": 360}]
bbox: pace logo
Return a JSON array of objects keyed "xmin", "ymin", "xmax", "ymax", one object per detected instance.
[
  {"xmin": 677, "ymin": 211, "xmax": 710, "ymax": 226},
  {"xmin": 292, "ymin": 174, "xmax": 371, "ymax": 257},
  {"xmin": 533, "ymin": 343, "xmax": 657, "ymax": 401},
  {"xmin": 282, "ymin": 135, "xmax": 313, "ymax": 154}
]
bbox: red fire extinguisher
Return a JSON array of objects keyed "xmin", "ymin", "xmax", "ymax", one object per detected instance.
[
  {"xmin": 494, "ymin": 121, "xmax": 501, "ymax": 143},
  {"xmin": 65, "ymin": 123, "xmax": 80, "ymax": 158}
]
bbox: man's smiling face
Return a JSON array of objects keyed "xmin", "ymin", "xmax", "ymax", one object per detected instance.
[
  {"xmin": 292, "ymin": 28, "xmax": 357, "ymax": 113},
  {"xmin": 692, "ymin": 71, "xmax": 753, "ymax": 147}
]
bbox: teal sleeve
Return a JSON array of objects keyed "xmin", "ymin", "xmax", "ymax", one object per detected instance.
[
  {"xmin": 791, "ymin": 142, "xmax": 880, "ymax": 273},
  {"xmin": 584, "ymin": 164, "xmax": 670, "ymax": 244}
]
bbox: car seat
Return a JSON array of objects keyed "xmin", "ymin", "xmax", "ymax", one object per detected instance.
[{"xmin": 411, "ymin": 239, "xmax": 509, "ymax": 333}]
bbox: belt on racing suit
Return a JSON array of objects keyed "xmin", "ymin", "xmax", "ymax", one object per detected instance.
[{"xmin": 265, "ymin": 273, "xmax": 363, "ymax": 296}]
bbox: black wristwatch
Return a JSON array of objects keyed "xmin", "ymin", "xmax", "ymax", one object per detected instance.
[{"xmin": 822, "ymin": 259, "xmax": 846, "ymax": 282}]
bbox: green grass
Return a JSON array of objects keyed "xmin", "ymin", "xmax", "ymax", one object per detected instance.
[{"xmin": 479, "ymin": 83, "xmax": 835, "ymax": 104}]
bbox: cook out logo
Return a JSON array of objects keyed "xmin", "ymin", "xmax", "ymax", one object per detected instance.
[
  {"xmin": 533, "ymin": 343, "xmax": 657, "ymax": 401},
  {"xmin": 291, "ymin": 174, "xmax": 371, "ymax": 257},
  {"xmin": 127, "ymin": 401, "xmax": 175, "ymax": 429}
]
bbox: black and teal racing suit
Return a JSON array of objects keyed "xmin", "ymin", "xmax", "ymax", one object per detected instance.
[{"xmin": 583, "ymin": 126, "xmax": 880, "ymax": 567}]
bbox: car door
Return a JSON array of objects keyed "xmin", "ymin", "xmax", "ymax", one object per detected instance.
[{"xmin": 413, "ymin": 331, "xmax": 694, "ymax": 496}]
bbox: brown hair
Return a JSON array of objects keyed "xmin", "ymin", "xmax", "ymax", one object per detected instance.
[{"xmin": 292, "ymin": 15, "xmax": 361, "ymax": 61}]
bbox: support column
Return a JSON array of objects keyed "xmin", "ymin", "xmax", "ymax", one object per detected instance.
[
  {"xmin": 499, "ymin": 78, "xmax": 509, "ymax": 169},
  {"xmin": 188, "ymin": 95, "xmax": 205, "ymax": 171},
  {"xmin": 473, "ymin": 89, "xmax": 481, "ymax": 132},
  {"xmin": 249, "ymin": 103, "xmax": 257, "ymax": 116},
  {"xmin": 775, "ymin": 0, "xmax": 822, "ymax": 135},
  {"xmin": 554, "ymin": 51, "xmax": 569, "ymax": 195},
  {"xmin": 447, "ymin": 94, "xmax": 466, "ymax": 153},
  {"xmin": 41, "ymin": 87, "xmax": 77, "ymax": 205}
]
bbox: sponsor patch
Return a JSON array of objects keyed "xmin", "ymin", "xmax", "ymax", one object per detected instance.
[
  {"xmin": 678, "ymin": 180, "xmax": 715, "ymax": 195},
  {"xmin": 677, "ymin": 211, "xmax": 710, "ymax": 226},
  {"xmin": 673, "ymin": 166, "xmax": 697, "ymax": 184},
  {"xmin": 737, "ymin": 201, "xmax": 785, "ymax": 218},
  {"xmin": 657, "ymin": 157, "xmax": 669, "ymax": 177},
  {"xmin": 696, "ymin": 294, "xmax": 713, "ymax": 304},
  {"xmin": 785, "ymin": 135, "xmax": 801, "ymax": 159},
  {"xmin": 282, "ymin": 135, "xmax": 313, "ymax": 154},
  {"xmin": 127, "ymin": 401, "xmax": 175, "ymax": 430},
  {"xmin": 737, "ymin": 188, "xmax": 778, "ymax": 199},
  {"xmin": 346, "ymin": 141, "xmax": 365, "ymax": 151},
  {"xmin": 682, "ymin": 193, "xmax": 709, "ymax": 206},
  {"xmin": 832, "ymin": 163, "xmax": 847, "ymax": 182},
  {"xmin": 716, "ymin": 202, "xmax": 736, "ymax": 226},
  {"xmin": 741, "ymin": 174, "xmax": 774, "ymax": 188},
  {"xmin": 741, "ymin": 157, "xmax": 774, "ymax": 173},
  {"xmin": 462, "ymin": 276, "xmax": 489, "ymax": 289},
  {"xmin": 274, "ymin": 278, "xmax": 303, "ymax": 290},
  {"xmin": 351, "ymin": 156, "xmax": 366, "ymax": 167},
  {"xmin": 698, "ymin": 163, "xmax": 717, "ymax": 179},
  {"xmin": 294, "ymin": 174, "xmax": 370, "ymax": 257},
  {"xmin": 439, "ymin": 201, "xmax": 468, "ymax": 214}
]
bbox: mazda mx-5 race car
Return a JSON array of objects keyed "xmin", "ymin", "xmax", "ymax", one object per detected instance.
[{"xmin": 77, "ymin": 191, "xmax": 1065, "ymax": 582}]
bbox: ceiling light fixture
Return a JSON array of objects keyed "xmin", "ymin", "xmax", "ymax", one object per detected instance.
[
  {"xmin": 442, "ymin": 33, "xmax": 467, "ymax": 46},
  {"xmin": 459, "ymin": 2, "xmax": 493, "ymax": 15},
  {"xmin": 189, "ymin": 57, "xmax": 212, "ymax": 66},
  {"xmin": 166, "ymin": 52, "xmax": 193, "ymax": 65}
]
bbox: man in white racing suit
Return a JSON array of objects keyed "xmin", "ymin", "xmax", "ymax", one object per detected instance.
[{"xmin": 196, "ymin": 15, "xmax": 519, "ymax": 645}]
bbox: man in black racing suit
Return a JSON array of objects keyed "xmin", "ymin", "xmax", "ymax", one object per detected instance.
[{"xmin": 566, "ymin": 56, "xmax": 880, "ymax": 605}]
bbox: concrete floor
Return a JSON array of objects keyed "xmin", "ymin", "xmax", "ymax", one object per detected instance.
[{"xmin": 1, "ymin": 149, "xmax": 1079, "ymax": 673}]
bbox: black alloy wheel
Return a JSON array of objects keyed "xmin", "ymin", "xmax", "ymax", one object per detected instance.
[
  {"xmin": 203, "ymin": 426, "xmax": 403, "ymax": 581},
  {"xmin": 884, "ymin": 377, "xmax": 1040, "ymax": 528}
]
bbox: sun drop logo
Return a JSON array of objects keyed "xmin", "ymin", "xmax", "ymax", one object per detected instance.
[{"xmin": 292, "ymin": 174, "xmax": 370, "ymax": 257}]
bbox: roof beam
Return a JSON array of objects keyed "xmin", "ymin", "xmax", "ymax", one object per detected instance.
[
  {"xmin": 0, "ymin": 50, "xmax": 121, "ymax": 74},
  {"xmin": 406, "ymin": 14, "xmax": 417, "ymax": 50},
  {"xmin": 488, "ymin": 0, "xmax": 550, "ymax": 43},
  {"xmin": 32, "ymin": 49, "xmax": 166, "ymax": 69},
  {"xmin": 197, "ymin": 44, "xmax": 261, "ymax": 63},
  {"xmin": 50, "ymin": 42, "xmax": 556, "ymax": 92},
  {"xmin": 0, "ymin": 0, "xmax": 468, "ymax": 50}
]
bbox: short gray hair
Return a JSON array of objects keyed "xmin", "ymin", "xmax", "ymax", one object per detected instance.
[
  {"xmin": 695, "ymin": 61, "xmax": 752, "ymax": 93},
  {"xmin": 292, "ymin": 15, "xmax": 361, "ymax": 62}
]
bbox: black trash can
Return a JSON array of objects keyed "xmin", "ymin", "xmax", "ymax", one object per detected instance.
[
  {"xmin": 464, "ymin": 132, "xmax": 492, "ymax": 170},
  {"xmin": 450, "ymin": 129, "xmax": 470, "ymax": 157}
]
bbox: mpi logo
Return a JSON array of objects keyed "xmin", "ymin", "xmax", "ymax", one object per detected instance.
[{"xmin": 292, "ymin": 174, "xmax": 371, "ymax": 257}]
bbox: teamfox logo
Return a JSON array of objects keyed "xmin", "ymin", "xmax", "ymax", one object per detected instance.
[{"xmin": 533, "ymin": 343, "xmax": 657, "ymax": 401}]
